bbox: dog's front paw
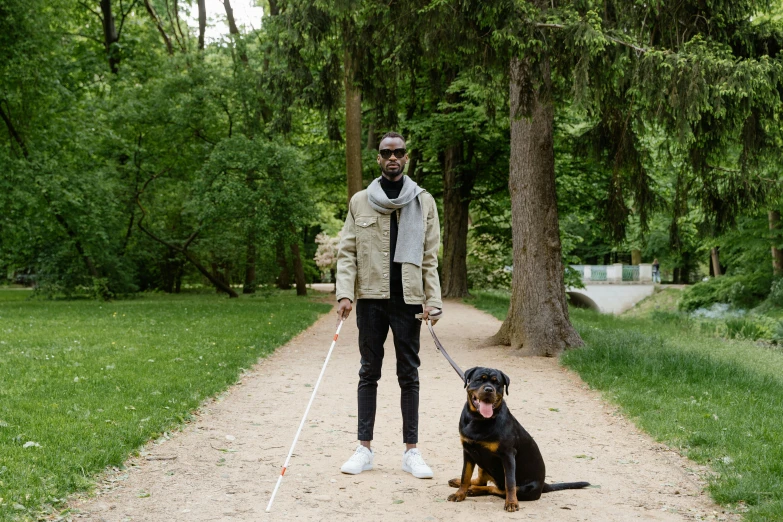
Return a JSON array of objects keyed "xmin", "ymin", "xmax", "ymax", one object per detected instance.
[
  {"xmin": 448, "ymin": 491, "xmax": 467, "ymax": 502},
  {"xmin": 447, "ymin": 478, "xmax": 462, "ymax": 488},
  {"xmin": 504, "ymin": 500, "xmax": 519, "ymax": 512}
]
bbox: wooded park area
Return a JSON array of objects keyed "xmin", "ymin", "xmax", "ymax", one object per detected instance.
[{"xmin": 2, "ymin": 0, "xmax": 783, "ymax": 356}]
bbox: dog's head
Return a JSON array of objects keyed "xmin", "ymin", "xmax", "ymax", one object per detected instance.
[{"xmin": 463, "ymin": 366, "xmax": 511, "ymax": 419}]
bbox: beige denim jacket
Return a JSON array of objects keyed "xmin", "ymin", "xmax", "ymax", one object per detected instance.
[{"xmin": 336, "ymin": 189, "xmax": 442, "ymax": 308}]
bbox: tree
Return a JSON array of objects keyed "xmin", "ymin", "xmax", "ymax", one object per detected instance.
[
  {"xmin": 400, "ymin": 0, "xmax": 783, "ymax": 354},
  {"xmin": 488, "ymin": 55, "xmax": 583, "ymax": 354}
]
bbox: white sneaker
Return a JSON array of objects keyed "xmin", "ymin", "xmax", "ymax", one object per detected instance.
[
  {"xmin": 401, "ymin": 448, "xmax": 433, "ymax": 479},
  {"xmin": 340, "ymin": 445, "xmax": 374, "ymax": 474}
]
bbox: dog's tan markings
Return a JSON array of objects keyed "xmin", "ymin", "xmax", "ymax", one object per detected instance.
[
  {"xmin": 461, "ymin": 435, "xmax": 499, "ymax": 452},
  {"xmin": 448, "ymin": 460, "xmax": 475, "ymax": 503},
  {"xmin": 479, "ymin": 440, "xmax": 499, "ymax": 452},
  {"xmin": 466, "ymin": 484, "xmax": 505, "ymax": 498},
  {"xmin": 505, "ymin": 486, "xmax": 519, "ymax": 512}
]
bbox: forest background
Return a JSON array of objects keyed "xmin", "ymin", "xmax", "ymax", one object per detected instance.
[{"xmin": 2, "ymin": 0, "xmax": 783, "ymax": 352}]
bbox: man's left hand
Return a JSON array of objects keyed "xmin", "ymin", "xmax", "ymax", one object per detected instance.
[{"xmin": 421, "ymin": 306, "xmax": 441, "ymax": 325}]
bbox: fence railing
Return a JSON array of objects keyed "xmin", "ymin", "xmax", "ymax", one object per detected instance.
[
  {"xmin": 570, "ymin": 263, "xmax": 652, "ymax": 283},
  {"xmin": 622, "ymin": 265, "xmax": 640, "ymax": 282},
  {"xmin": 591, "ymin": 265, "xmax": 607, "ymax": 281}
]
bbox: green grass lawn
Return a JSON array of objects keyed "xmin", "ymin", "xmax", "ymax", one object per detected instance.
[
  {"xmin": 467, "ymin": 290, "xmax": 783, "ymax": 522},
  {"xmin": 0, "ymin": 289, "xmax": 332, "ymax": 521}
]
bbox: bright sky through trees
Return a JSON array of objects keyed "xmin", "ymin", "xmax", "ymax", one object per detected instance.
[{"xmin": 185, "ymin": 0, "xmax": 264, "ymax": 42}]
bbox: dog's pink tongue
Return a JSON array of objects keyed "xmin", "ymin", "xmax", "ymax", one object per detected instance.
[{"xmin": 478, "ymin": 401, "xmax": 493, "ymax": 418}]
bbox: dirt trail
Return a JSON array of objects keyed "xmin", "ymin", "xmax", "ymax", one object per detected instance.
[{"xmin": 72, "ymin": 299, "xmax": 737, "ymax": 521}]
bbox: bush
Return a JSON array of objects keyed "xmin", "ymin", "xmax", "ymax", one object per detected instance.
[
  {"xmin": 678, "ymin": 273, "xmax": 772, "ymax": 312},
  {"xmin": 722, "ymin": 317, "xmax": 769, "ymax": 341},
  {"xmin": 467, "ymin": 233, "xmax": 512, "ymax": 290},
  {"xmin": 767, "ymin": 278, "xmax": 783, "ymax": 307}
]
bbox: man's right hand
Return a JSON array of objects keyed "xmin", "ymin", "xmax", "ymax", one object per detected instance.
[{"xmin": 336, "ymin": 298, "xmax": 352, "ymax": 326}]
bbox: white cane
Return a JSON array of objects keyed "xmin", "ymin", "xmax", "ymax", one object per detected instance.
[{"xmin": 265, "ymin": 319, "xmax": 345, "ymax": 513}]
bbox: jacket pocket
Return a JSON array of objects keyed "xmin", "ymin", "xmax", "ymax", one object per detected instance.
[
  {"xmin": 355, "ymin": 216, "xmax": 378, "ymax": 291},
  {"xmin": 403, "ymin": 263, "xmax": 425, "ymax": 300}
]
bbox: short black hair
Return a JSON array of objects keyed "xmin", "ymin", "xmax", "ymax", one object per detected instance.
[{"xmin": 379, "ymin": 132, "xmax": 405, "ymax": 148}]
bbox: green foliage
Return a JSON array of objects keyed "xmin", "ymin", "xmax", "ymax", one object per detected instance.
[
  {"xmin": 0, "ymin": 289, "xmax": 331, "ymax": 520},
  {"xmin": 648, "ymin": 309, "xmax": 695, "ymax": 329},
  {"xmin": 679, "ymin": 273, "xmax": 773, "ymax": 312},
  {"xmin": 466, "ymin": 233, "xmax": 512, "ymax": 290},
  {"xmin": 723, "ymin": 317, "xmax": 770, "ymax": 341},
  {"xmin": 0, "ymin": 0, "xmax": 337, "ymax": 297},
  {"xmin": 767, "ymin": 278, "xmax": 783, "ymax": 307}
]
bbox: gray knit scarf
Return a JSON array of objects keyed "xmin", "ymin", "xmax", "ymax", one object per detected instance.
[{"xmin": 367, "ymin": 175, "xmax": 425, "ymax": 267}]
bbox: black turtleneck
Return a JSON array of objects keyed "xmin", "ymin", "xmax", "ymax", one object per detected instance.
[{"xmin": 380, "ymin": 176, "xmax": 404, "ymax": 296}]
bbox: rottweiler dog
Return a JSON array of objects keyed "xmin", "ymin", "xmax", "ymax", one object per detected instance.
[{"xmin": 448, "ymin": 366, "xmax": 589, "ymax": 512}]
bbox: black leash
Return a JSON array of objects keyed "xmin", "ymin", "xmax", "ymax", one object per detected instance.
[{"xmin": 415, "ymin": 310, "xmax": 466, "ymax": 384}]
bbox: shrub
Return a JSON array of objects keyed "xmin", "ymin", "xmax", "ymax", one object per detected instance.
[
  {"xmin": 678, "ymin": 273, "xmax": 772, "ymax": 312},
  {"xmin": 723, "ymin": 317, "xmax": 769, "ymax": 341},
  {"xmin": 767, "ymin": 278, "xmax": 783, "ymax": 307},
  {"xmin": 467, "ymin": 233, "xmax": 512, "ymax": 290}
]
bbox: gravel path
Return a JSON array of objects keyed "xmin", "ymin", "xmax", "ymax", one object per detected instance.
[{"xmin": 71, "ymin": 299, "xmax": 737, "ymax": 521}]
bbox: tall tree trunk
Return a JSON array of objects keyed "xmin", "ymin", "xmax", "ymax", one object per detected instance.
[
  {"xmin": 143, "ymin": 0, "xmax": 173, "ymax": 54},
  {"xmin": 290, "ymin": 240, "xmax": 307, "ymax": 296},
  {"xmin": 441, "ymin": 143, "xmax": 473, "ymax": 297},
  {"xmin": 268, "ymin": 0, "xmax": 279, "ymax": 16},
  {"xmin": 223, "ymin": 0, "xmax": 240, "ymax": 35},
  {"xmin": 244, "ymin": 232, "xmax": 257, "ymax": 294},
  {"xmin": 276, "ymin": 239, "xmax": 291, "ymax": 289},
  {"xmin": 99, "ymin": 0, "xmax": 120, "ymax": 73},
  {"xmin": 489, "ymin": 56, "xmax": 583, "ymax": 355},
  {"xmin": 710, "ymin": 247, "xmax": 722, "ymax": 277},
  {"xmin": 197, "ymin": 0, "xmax": 206, "ymax": 50},
  {"xmin": 344, "ymin": 44, "xmax": 363, "ymax": 205},
  {"xmin": 770, "ymin": 210, "xmax": 783, "ymax": 276}
]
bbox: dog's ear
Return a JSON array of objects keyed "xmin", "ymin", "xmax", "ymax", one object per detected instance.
[
  {"xmin": 500, "ymin": 371, "xmax": 511, "ymax": 395},
  {"xmin": 464, "ymin": 367, "xmax": 479, "ymax": 388}
]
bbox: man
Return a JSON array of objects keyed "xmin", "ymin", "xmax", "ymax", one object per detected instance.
[{"xmin": 335, "ymin": 131, "xmax": 442, "ymax": 479}]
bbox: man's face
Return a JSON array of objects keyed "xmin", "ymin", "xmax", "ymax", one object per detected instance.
[{"xmin": 377, "ymin": 137, "xmax": 408, "ymax": 180}]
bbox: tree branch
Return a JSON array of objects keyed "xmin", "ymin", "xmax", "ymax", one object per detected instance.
[
  {"xmin": 117, "ymin": 0, "xmax": 141, "ymax": 40},
  {"xmin": 535, "ymin": 23, "xmax": 649, "ymax": 53},
  {"xmin": 172, "ymin": 0, "xmax": 188, "ymax": 49},
  {"xmin": 143, "ymin": 0, "xmax": 174, "ymax": 54},
  {"xmin": 64, "ymin": 32, "xmax": 106, "ymax": 45},
  {"xmin": 135, "ymin": 170, "xmax": 238, "ymax": 297},
  {"xmin": 164, "ymin": 0, "xmax": 186, "ymax": 52},
  {"xmin": 78, "ymin": 1, "xmax": 103, "ymax": 21},
  {"xmin": 0, "ymin": 100, "xmax": 29, "ymax": 159},
  {"xmin": 706, "ymin": 163, "xmax": 779, "ymax": 184}
]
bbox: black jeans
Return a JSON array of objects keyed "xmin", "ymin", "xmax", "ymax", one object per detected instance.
[{"xmin": 356, "ymin": 296, "xmax": 422, "ymax": 444}]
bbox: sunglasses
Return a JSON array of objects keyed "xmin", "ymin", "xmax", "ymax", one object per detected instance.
[{"xmin": 379, "ymin": 148, "xmax": 407, "ymax": 159}]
